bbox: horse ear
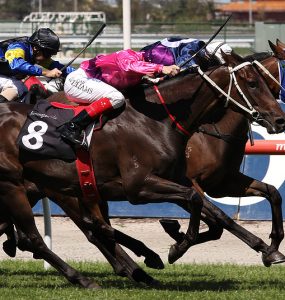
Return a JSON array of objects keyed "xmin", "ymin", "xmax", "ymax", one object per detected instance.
[
  {"xmin": 268, "ymin": 40, "xmax": 277, "ymax": 52},
  {"xmin": 268, "ymin": 40, "xmax": 285, "ymax": 59},
  {"xmin": 276, "ymin": 38, "xmax": 285, "ymax": 49},
  {"xmin": 221, "ymin": 50, "xmax": 241, "ymax": 67}
]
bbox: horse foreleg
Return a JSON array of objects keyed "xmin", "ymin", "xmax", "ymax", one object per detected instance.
[
  {"xmin": 161, "ymin": 175, "xmax": 285, "ymax": 267},
  {"xmin": 0, "ymin": 185, "xmax": 100, "ymax": 288},
  {"xmin": 208, "ymin": 172, "xmax": 284, "ymax": 266}
]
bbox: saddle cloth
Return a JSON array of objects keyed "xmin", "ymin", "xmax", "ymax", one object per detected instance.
[{"xmin": 17, "ymin": 99, "xmax": 93, "ymax": 162}]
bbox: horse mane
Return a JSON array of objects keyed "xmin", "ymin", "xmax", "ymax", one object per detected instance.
[{"xmin": 244, "ymin": 52, "xmax": 272, "ymax": 62}]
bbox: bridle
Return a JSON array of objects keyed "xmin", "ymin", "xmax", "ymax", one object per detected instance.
[
  {"xmin": 154, "ymin": 61, "xmax": 264, "ymax": 136},
  {"xmin": 196, "ymin": 62, "xmax": 259, "ymax": 118},
  {"xmin": 252, "ymin": 58, "xmax": 285, "ymax": 94}
]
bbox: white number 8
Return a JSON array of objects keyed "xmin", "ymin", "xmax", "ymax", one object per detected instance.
[{"xmin": 22, "ymin": 121, "xmax": 48, "ymax": 150}]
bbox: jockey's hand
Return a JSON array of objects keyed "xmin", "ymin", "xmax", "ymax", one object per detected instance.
[
  {"xmin": 162, "ymin": 65, "xmax": 180, "ymax": 77},
  {"xmin": 43, "ymin": 68, "xmax": 62, "ymax": 78}
]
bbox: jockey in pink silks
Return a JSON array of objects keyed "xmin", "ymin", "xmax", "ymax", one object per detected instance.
[{"xmin": 61, "ymin": 49, "xmax": 180, "ymax": 147}]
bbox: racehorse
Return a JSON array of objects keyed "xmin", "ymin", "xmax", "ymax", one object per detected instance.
[
  {"xmin": 0, "ymin": 51, "xmax": 284, "ymax": 287},
  {"xmin": 159, "ymin": 41, "xmax": 285, "ymax": 266}
]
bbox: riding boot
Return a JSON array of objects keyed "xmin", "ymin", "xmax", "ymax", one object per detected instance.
[
  {"xmin": 0, "ymin": 95, "xmax": 8, "ymax": 103},
  {"xmin": 60, "ymin": 97, "xmax": 114, "ymax": 148}
]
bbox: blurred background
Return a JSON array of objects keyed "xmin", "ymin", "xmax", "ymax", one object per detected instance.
[{"xmin": 1, "ymin": 0, "xmax": 284, "ymax": 64}]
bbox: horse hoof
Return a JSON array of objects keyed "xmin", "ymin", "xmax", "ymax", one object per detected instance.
[
  {"xmin": 168, "ymin": 244, "xmax": 182, "ymax": 264},
  {"xmin": 85, "ymin": 280, "xmax": 101, "ymax": 289},
  {"xmin": 132, "ymin": 268, "xmax": 156, "ymax": 285},
  {"xmin": 3, "ymin": 240, "xmax": 16, "ymax": 257},
  {"xmin": 144, "ymin": 254, "xmax": 164, "ymax": 269},
  {"xmin": 148, "ymin": 278, "xmax": 161, "ymax": 287},
  {"xmin": 262, "ymin": 251, "xmax": 285, "ymax": 267}
]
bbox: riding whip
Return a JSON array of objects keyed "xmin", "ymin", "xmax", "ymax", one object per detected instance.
[
  {"xmin": 60, "ymin": 23, "xmax": 106, "ymax": 73},
  {"xmin": 47, "ymin": 22, "xmax": 106, "ymax": 82},
  {"xmin": 179, "ymin": 14, "xmax": 232, "ymax": 69}
]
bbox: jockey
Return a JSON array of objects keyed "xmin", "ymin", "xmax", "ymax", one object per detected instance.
[
  {"xmin": 140, "ymin": 37, "xmax": 233, "ymax": 69},
  {"xmin": 60, "ymin": 49, "xmax": 180, "ymax": 147},
  {"xmin": 0, "ymin": 28, "xmax": 75, "ymax": 102}
]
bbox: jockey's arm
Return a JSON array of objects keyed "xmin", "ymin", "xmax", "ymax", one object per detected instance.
[
  {"xmin": 41, "ymin": 58, "xmax": 75, "ymax": 77},
  {"xmin": 5, "ymin": 46, "xmax": 43, "ymax": 76},
  {"xmin": 117, "ymin": 50, "xmax": 180, "ymax": 78}
]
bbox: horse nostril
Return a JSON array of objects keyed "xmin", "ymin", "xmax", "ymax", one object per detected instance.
[{"xmin": 275, "ymin": 117, "xmax": 285, "ymax": 125}]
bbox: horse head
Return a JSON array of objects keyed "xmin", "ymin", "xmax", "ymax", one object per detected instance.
[
  {"xmin": 221, "ymin": 50, "xmax": 285, "ymax": 133},
  {"xmin": 139, "ymin": 50, "xmax": 285, "ymax": 135}
]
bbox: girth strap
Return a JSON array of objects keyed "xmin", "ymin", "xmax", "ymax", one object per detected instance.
[{"xmin": 75, "ymin": 148, "xmax": 101, "ymax": 201}]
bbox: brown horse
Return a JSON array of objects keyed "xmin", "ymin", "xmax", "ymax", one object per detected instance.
[
  {"xmin": 24, "ymin": 46, "xmax": 285, "ymax": 269},
  {"xmin": 0, "ymin": 51, "xmax": 284, "ymax": 287},
  {"xmin": 160, "ymin": 42, "xmax": 285, "ymax": 266}
]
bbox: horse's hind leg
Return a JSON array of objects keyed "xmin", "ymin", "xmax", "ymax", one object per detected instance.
[
  {"xmin": 99, "ymin": 198, "xmax": 164, "ymax": 269},
  {"xmin": 65, "ymin": 195, "xmax": 157, "ymax": 285},
  {"xmin": 0, "ymin": 185, "xmax": 100, "ymax": 289}
]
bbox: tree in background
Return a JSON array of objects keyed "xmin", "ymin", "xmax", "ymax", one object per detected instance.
[
  {"xmin": 0, "ymin": 0, "xmax": 215, "ymax": 22},
  {"xmin": 0, "ymin": 0, "xmax": 32, "ymax": 20}
]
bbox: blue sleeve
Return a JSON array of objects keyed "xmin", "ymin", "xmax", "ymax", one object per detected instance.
[
  {"xmin": 175, "ymin": 40, "xmax": 206, "ymax": 68},
  {"xmin": 5, "ymin": 42, "xmax": 43, "ymax": 76},
  {"xmin": 9, "ymin": 58, "xmax": 43, "ymax": 75}
]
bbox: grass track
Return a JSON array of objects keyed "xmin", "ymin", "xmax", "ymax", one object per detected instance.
[{"xmin": 0, "ymin": 260, "xmax": 284, "ymax": 299}]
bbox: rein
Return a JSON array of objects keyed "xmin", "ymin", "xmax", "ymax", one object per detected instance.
[{"xmin": 153, "ymin": 85, "xmax": 191, "ymax": 136}]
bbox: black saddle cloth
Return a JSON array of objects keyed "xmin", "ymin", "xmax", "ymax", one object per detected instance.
[{"xmin": 17, "ymin": 99, "xmax": 77, "ymax": 162}]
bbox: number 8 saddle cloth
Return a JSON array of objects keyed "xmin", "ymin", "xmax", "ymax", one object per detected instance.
[{"xmin": 17, "ymin": 99, "xmax": 85, "ymax": 162}]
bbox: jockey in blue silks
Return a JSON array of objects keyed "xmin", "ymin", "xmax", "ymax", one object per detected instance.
[
  {"xmin": 0, "ymin": 28, "xmax": 75, "ymax": 102},
  {"xmin": 141, "ymin": 37, "xmax": 233, "ymax": 70}
]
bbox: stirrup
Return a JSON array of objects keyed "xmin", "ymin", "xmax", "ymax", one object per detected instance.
[{"xmin": 60, "ymin": 125, "xmax": 88, "ymax": 149}]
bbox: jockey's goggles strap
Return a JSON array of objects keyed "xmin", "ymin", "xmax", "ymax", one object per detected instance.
[{"xmin": 153, "ymin": 85, "xmax": 191, "ymax": 137}]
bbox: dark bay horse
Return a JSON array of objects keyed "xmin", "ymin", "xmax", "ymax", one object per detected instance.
[
  {"xmin": 160, "ymin": 42, "xmax": 285, "ymax": 266},
  {"xmin": 0, "ymin": 51, "xmax": 284, "ymax": 287}
]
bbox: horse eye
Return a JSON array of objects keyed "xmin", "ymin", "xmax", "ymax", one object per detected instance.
[{"xmin": 248, "ymin": 80, "xmax": 257, "ymax": 89}]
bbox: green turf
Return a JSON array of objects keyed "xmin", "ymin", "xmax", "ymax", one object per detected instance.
[{"xmin": 0, "ymin": 260, "xmax": 284, "ymax": 299}]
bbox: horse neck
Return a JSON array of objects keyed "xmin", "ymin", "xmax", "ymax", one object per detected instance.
[
  {"xmin": 144, "ymin": 67, "xmax": 232, "ymax": 135},
  {"xmin": 210, "ymin": 107, "xmax": 249, "ymax": 139}
]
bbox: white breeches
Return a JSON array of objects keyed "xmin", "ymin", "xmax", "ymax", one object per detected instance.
[
  {"xmin": 0, "ymin": 75, "xmax": 26, "ymax": 100},
  {"xmin": 64, "ymin": 68, "xmax": 125, "ymax": 109}
]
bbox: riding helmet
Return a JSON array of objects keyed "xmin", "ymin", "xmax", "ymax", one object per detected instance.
[{"xmin": 29, "ymin": 28, "xmax": 60, "ymax": 55}]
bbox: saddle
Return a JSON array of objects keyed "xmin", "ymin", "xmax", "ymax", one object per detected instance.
[{"xmin": 17, "ymin": 99, "xmax": 101, "ymax": 201}]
